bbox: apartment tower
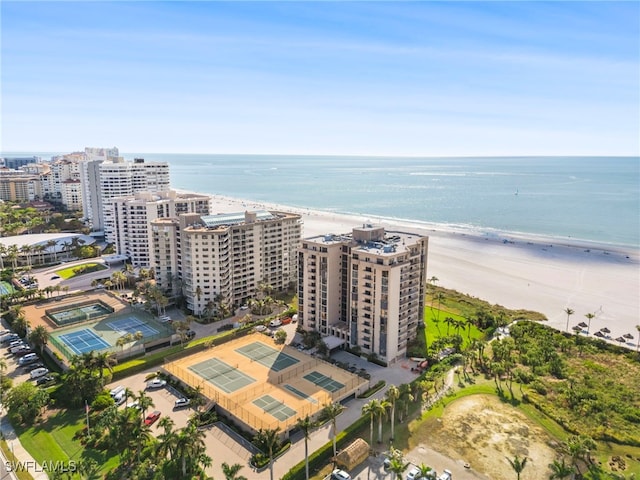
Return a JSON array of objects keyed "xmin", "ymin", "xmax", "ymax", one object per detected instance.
[{"xmin": 298, "ymin": 225, "xmax": 428, "ymax": 363}]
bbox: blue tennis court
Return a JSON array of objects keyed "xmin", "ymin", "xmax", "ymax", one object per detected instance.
[
  {"xmin": 107, "ymin": 316, "xmax": 158, "ymax": 337},
  {"xmin": 57, "ymin": 329, "xmax": 110, "ymax": 355}
]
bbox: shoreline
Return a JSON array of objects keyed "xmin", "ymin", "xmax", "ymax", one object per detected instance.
[{"xmin": 182, "ymin": 190, "xmax": 639, "ymax": 346}]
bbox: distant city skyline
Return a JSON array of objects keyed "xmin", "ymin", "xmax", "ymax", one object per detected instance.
[{"xmin": 2, "ymin": 1, "xmax": 638, "ymax": 156}]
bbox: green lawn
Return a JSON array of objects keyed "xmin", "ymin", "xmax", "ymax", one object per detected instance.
[
  {"xmin": 424, "ymin": 306, "xmax": 486, "ymax": 349},
  {"xmin": 14, "ymin": 409, "xmax": 119, "ymax": 478},
  {"xmin": 55, "ymin": 262, "xmax": 107, "ymax": 280}
]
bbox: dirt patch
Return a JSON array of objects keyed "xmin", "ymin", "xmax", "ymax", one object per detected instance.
[{"xmin": 411, "ymin": 395, "xmax": 558, "ymax": 479}]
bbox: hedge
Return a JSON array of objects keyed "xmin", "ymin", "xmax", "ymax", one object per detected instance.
[{"xmin": 281, "ymin": 414, "xmax": 369, "ymax": 480}]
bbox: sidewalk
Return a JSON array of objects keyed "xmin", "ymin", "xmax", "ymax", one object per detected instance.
[{"xmin": 0, "ymin": 410, "xmax": 47, "ymax": 480}]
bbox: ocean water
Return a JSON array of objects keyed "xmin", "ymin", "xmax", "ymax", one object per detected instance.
[
  {"xmin": 129, "ymin": 155, "xmax": 638, "ymax": 248},
  {"xmin": 4, "ymin": 153, "xmax": 639, "ymax": 247}
]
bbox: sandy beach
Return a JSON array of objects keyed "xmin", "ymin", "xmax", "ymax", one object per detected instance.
[{"xmin": 205, "ymin": 193, "xmax": 640, "ymax": 347}]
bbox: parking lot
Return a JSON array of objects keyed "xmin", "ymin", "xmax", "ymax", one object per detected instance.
[{"xmin": 105, "ymin": 369, "xmax": 195, "ymax": 433}]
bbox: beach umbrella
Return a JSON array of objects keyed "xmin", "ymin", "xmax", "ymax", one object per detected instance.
[
  {"xmin": 615, "ymin": 336, "xmax": 626, "ymax": 344},
  {"xmin": 593, "ymin": 331, "xmax": 605, "ymax": 338},
  {"xmin": 600, "ymin": 327, "xmax": 611, "ymax": 334},
  {"xmin": 578, "ymin": 322, "xmax": 588, "ymax": 328},
  {"xmin": 572, "ymin": 325, "xmax": 582, "ymax": 332},
  {"xmin": 623, "ymin": 333, "xmax": 634, "ymax": 340}
]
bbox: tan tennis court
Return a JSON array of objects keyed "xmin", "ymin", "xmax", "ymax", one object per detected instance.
[{"xmin": 163, "ymin": 333, "xmax": 369, "ymax": 434}]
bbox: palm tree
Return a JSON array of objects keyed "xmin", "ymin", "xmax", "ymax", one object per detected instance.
[
  {"xmin": 388, "ymin": 456, "xmax": 410, "ymax": 480},
  {"xmin": 93, "ymin": 351, "xmax": 117, "ymax": 379},
  {"xmin": 375, "ymin": 399, "xmax": 390, "ymax": 443},
  {"xmin": 635, "ymin": 324, "xmax": 640, "ymax": 352},
  {"xmin": 28, "ymin": 325, "xmax": 49, "ymax": 355},
  {"xmin": 548, "ymin": 457, "xmax": 575, "ymax": 479},
  {"xmin": 323, "ymin": 402, "xmax": 342, "ymax": 460},
  {"xmin": 362, "ymin": 399, "xmax": 378, "ymax": 446},
  {"xmin": 222, "ymin": 462, "xmax": 248, "ymax": 480},
  {"xmin": 506, "ymin": 455, "xmax": 528, "ymax": 480},
  {"xmin": 296, "ymin": 416, "xmax": 315, "ymax": 480},
  {"xmin": 254, "ymin": 427, "xmax": 280, "ymax": 480},
  {"xmin": 564, "ymin": 308, "xmax": 575, "ymax": 333},
  {"xmin": 174, "ymin": 421, "xmax": 209, "ymax": 478},
  {"xmin": 136, "ymin": 390, "xmax": 155, "ymax": 419},
  {"xmin": 444, "ymin": 316, "xmax": 455, "ymax": 336},
  {"xmin": 417, "ymin": 463, "xmax": 435, "ymax": 479},
  {"xmin": 584, "ymin": 312, "xmax": 595, "ymax": 335},
  {"xmin": 385, "ymin": 385, "xmax": 400, "ymax": 441}
]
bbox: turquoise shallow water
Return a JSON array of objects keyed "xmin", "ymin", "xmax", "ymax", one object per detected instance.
[{"xmin": 4, "ymin": 153, "xmax": 639, "ymax": 247}]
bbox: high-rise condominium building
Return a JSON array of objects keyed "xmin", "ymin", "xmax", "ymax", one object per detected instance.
[
  {"xmin": 98, "ymin": 158, "xmax": 170, "ymax": 240},
  {"xmin": 151, "ymin": 210, "xmax": 301, "ymax": 315},
  {"xmin": 111, "ymin": 190, "xmax": 211, "ymax": 267},
  {"xmin": 80, "ymin": 147, "xmax": 120, "ymax": 231},
  {"xmin": 297, "ymin": 225, "xmax": 428, "ymax": 364}
]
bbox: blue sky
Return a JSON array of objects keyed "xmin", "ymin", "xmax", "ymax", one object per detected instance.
[{"xmin": 1, "ymin": 1, "xmax": 638, "ymax": 156}]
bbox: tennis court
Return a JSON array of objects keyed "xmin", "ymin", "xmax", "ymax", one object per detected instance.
[
  {"xmin": 188, "ymin": 357, "xmax": 256, "ymax": 394},
  {"xmin": 283, "ymin": 384, "xmax": 318, "ymax": 404},
  {"xmin": 235, "ymin": 341, "xmax": 300, "ymax": 372},
  {"xmin": 252, "ymin": 394, "xmax": 297, "ymax": 421},
  {"xmin": 107, "ymin": 316, "xmax": 159, "ymax": 337},
  {"xmin": 303, "ymin": 371, "xmax": 345, "ymax": 393},
  {"xmin": 0, "ymin": 281, "xmax": 14, "ymax": 296},
  {"xmin": 163, "ymin": 333, "xmax": 367, "ymax": 434},
  {"xmin": 47, "ymin": 301, "xmax": 114, "ymax": 326},
  {"xmin": 57, "ymin": 329, "xmax": 110, "ymax": 355}
]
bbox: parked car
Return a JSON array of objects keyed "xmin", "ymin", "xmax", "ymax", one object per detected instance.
[
  {"xmin": 239, "ymin": 304, "xmax": 249, "ymax": 310},
  {"xmin": 438, "ymin": 469, "xmax": 452, "ymax": 480},
  {"xmin": 7, "ymin": 340, "xmax": 25, "ymax": 349},
  {"xmin": 269, "ymin": 319, "xmax": 282, "ymax": 328},
  {"xmin": 185, "ymin": 330, "xmax": 196, "ymax": 340},
  {"xmin": 331, "ymin": 469, "xmax": 352, "ymax": 480},
  {"xmin": 26, "ymin": 362, "xmax": 45, "ymax": 372},
  {"xmin": 281, "ymin": 317, "xmax": 292, "ymax": 325},
  {"xmin": 144, "ymin": 410, "xmax": 161, "ymax": 426},
  {"xmin": 30, "ymin": 367, "xmax": 49, "ymax": 380},
  {"xmin": 36, "ymin": 375, "xmax": 54, "ymax": 386},
  {"xmin": 18, "ymin": 353, "xmax": 38, "ymax": 365},
  {"xmin": 255, "ymin": 325, "xmax": 267, "ymax": 332},
  {"xmin": 1, "ymin": 334, "xmax": 20, "ymax": 344},
  {"xmin": 174, "ymin": 398, "xmax": 191, "ymax": 409},
  {"xmin": 406, "ymin": 466, "xmax": 422, "ymax": 480},
  {"xmin": 50, "ymin": 275, "xmax": 60, "ymax": 280},
  {"xmin": 11, "ymin": 345, "xmax": 32, "ymax": 355},
  {"xmin": 146, "ymin": 379, "xmax": 167, "ymax": 390}
]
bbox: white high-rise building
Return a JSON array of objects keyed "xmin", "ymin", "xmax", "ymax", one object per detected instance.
[
  {"xmin": 297, "ymin": 225, "xmax": 428, "ymax": 364},
  {"xmin": 101, "ymin": 158, "xmax": 170, "ymax": 243},
  {"xmin": 80, "ymin": 147, "xmax": 120, "ymax": 231},
  {"xmin": 151, "ymin": 210, "xmax": 302, "ymax": 315},
  {"xmin": 111, "ymin": 190, "xmax": 211, "ymax": 267}
]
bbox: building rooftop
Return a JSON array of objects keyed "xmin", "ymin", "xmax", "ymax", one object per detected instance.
[
  {"xmin": 306, "ymin": 226, "xmax": 425, "ymax": 256},
  {"xmin": 200, "ymin": 210, "xmax": 277, "ymax": 228}
]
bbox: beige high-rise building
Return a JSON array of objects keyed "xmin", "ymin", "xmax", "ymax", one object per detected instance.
[
  {"xmin": 111, "ymin": 190, "xmax": 211, "ymax": 268},
  {"xmin": 298, "ymin": 225, "xmax": 428, "ymax": 364},
  {"xmin": 151, "ymin": 210, "xmax": 301, "ymax": 315}
]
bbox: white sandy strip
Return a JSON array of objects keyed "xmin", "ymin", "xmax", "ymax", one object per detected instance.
[{"xmin": 202, "ymin": 192, "xmax": 640, "ymax": 347}]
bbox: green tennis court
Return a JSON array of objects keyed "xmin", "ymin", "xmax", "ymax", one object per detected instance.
[
  {"xmin": 303, "ymin": 371, "xmax": 345, "ymax": 393},
  {"xmin": 252, "ymin": 394, "xmax": 297, "ymax": 421},
  {"xmin": 283, "ymin": 384, "xmax": 318, "ymax": 404},
  {"xmin": 188, "ymin": 357, "xmax": 256, "ymax": 393},
  {"xmin": 235, "ymin": 341, "xmax": 300, "ymax": 372}
]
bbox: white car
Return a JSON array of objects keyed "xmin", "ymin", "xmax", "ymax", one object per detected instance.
[
  {"xmin": 174, "ymin": 398, "xmax": 191, "ymax": 409},
  {"xmin": 30, "ymin": 367, "xmax": 49, "ymax": 379},
  {"xmin": 269, "ymin": 319, "xmax": 282, "ymax": 328},
  {"xmin": 438, "ymin": 470, "xmax": 452, "ymax": 480},
  {"xmin": 146, "ymin": 379, "xmax": 167, "ymax": 389},
  {"xmin": 255, "ymin": 325, "xmax": 267, "ymax": 332},
  {"xmin": 406, "ymin": 466, "xmax": 421, "ymax": 480},
  {"xmin": 331, "ymin": 469, "xmax": 351, "ymax": 480}
]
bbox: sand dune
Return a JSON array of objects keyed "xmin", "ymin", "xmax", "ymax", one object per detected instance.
[{"xmin": 207, "ymin": 193, "xmax": 640, "ymax": 347}]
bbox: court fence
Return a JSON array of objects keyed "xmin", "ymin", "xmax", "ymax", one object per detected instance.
[
  {"xmin": 45, "ymin": 300, "xmax": 115, "ymax": 327},
  {"xmin": 163, "ymin": 351, "xmax": 368, "ymax": 434}
]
